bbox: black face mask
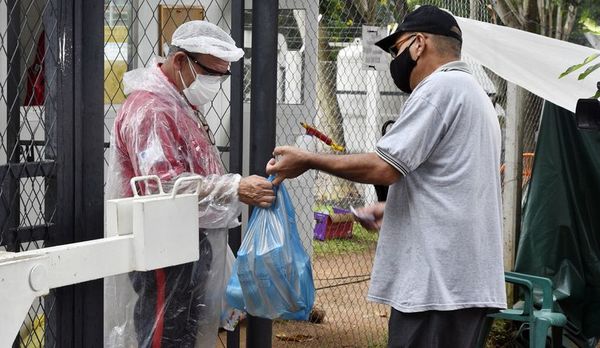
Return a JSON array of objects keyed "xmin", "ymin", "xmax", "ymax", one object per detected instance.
[{"xmin": 390, "ymin": 39, "xmax": 418, "ymax": 93}]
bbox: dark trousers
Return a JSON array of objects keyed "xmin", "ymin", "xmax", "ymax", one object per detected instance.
[
  {"xmin": 130, "ymin": 234, "xmax": 212, "ymax": 348},
  {"xmin": 388, "ymin": 307, "xmax": 493, "ymax": 348}
]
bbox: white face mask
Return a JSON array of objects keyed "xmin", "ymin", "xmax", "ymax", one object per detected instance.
[{"xmin": 179, "ymin": 57, "xmax": 222, "ymax": 107}]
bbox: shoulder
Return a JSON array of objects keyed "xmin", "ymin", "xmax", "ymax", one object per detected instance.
[
  {"xmin": 116, "ymin": 91, "xmax": 180, "ymax": 134},
  {"xmin": 421, "ymin": 69, "xmax": 477, "ymax": 93},
  {"xmin": 413, "ymin": 68, "xmax": 484, "ymax": 108},
  {"xmin": 121, "ymin": 90, "xmax": 168, "ymax": 111}
]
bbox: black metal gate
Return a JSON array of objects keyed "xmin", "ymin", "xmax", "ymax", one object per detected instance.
[{"xmin": 1, "ymin": 0, "xmax": 104, "ymax": 346}]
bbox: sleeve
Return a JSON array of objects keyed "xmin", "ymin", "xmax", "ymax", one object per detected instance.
[
  {"xmin": 376, "ymin": 95, "xmax": 449, "ymax": 175},
  {"xmin": 121, "ymin": 107, "xmax": 242, "ymax": 229}
]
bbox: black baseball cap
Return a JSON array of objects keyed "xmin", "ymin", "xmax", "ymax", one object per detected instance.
[{"xmin": 375, "ymin": 5, "xmax": 462, "ymax": 55}]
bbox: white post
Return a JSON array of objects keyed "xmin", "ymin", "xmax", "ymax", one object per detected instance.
[
  {"xmin": 469, "ymin": 0, "xmax": 479, "ymax": 20},
  {"xmin": 364, "ymin": 69, "xmax": 380, "ymax": 204},
  {"xmin": 365, "ymin": 69, "xmax": 379, "ymax": 149},
  {"xmin": 502, "ymin": 82, "xmax": 523, "ymax": 272}
]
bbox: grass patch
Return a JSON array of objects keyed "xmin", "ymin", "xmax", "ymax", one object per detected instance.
[
  {"xmin": 366, "ymin": 334, "xmax": 388, "ymax": 348},
  {"xmin": 485, "ymin": 319, "xmax": 517, "ymax": 348},
  {"xmin": 312, "ymin": 208, "xmax": 379, "ymax": 256}
]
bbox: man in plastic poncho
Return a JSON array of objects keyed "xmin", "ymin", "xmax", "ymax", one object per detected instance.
[{"xmin": 105, "ymin": 21, "xmax": 274, "ymax": 348}]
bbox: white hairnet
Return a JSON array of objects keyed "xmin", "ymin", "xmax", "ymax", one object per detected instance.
[{"xmin": 171, "ymin": 20, "xmax": 244, "ymax": 62}]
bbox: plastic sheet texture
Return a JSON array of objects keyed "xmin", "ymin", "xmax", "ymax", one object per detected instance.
[
  {"xmin": 515, "ymin": 102, "xmax": 600, "ymax": 339},
  {"xmin": 171, "ymin": 20, "xmax": 244, "ymax": 62},
  {"xmin": 104, "ymin": 59, "xmax": 242, "ymax": 347},
  {"xmin": 456, "ymin": 17, "xmax": 600, "ymax": 113},
  {"xmin": 105, "ymin": 58, "xmax": 243, "ymax": 228},
  {"xmin": 226, "ymin": 182, "xmax": 315, "ymax": 320}
]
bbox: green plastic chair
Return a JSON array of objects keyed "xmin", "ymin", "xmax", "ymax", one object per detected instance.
[{"xmin": 488, "ymin": 271, "xmax": 567, "ymax": 348}]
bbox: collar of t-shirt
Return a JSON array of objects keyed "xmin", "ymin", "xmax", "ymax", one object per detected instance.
[
  {"xmin": 435, "ymin": 60, "xmax": 472, "ymax": 74},
  {"xmin": 411, "ymin": 60, "xmax": 472, "ymax": 94}
]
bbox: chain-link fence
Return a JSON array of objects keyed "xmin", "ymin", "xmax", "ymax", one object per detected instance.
[
  {"xmin": 102, "ymin": 2, "xmax": 236, "ymax": 346},
  {"xmin": 1, "ymin": 0, "xmax": 61, "ymax": 346},
  {"xmin": 259, "ymin": 1, "xmax": 546, "ymax": 347},
  {"xmin": 1, "ymin": 0, "xmax": 557, "ymax": 346},
  {"xmin": 103, "ymin": 0, "xmax": 236, "ymax": 180}
]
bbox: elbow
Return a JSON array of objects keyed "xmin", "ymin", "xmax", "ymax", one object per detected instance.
[{"xmin": 376, "ymin": 162, "xmax": 402, "ymax": 186}]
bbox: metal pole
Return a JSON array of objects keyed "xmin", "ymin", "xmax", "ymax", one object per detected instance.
[
  {"xmin": 228, "ymin": 0, "xmax": 244, "ymax": 346},
  {"xmin": 71, "ymin": 0, "xmax": 105, "ymax": 345},
  {"xmin": 229, "ymin": 0, "xmax": 244, "ymax": 259},
  {"xmin": 247, "ymin": 0, "xmax": 278, "ymax": 347},
  {"xmin": 51, "ymin": 0, "xmax": 76, "ymax": 344},
  {"xmin": 4, "ymin": 0, "xmax": 21, "ymax": 254}
]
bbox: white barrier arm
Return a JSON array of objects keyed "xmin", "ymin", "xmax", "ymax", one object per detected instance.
[{"xmin": 0, "ymin": 175, "xmax": 204, "ymax": 346}]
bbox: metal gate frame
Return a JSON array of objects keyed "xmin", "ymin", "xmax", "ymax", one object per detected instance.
[
  {"xmin": 51, "ymin": 0, "xmax": 105, "ymax": 346},
  {"xmin": 1, "ymin": 0, "xmax": 104, "ymax": 346}
]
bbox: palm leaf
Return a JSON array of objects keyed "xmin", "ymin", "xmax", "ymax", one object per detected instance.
[
  {"xmin": 559, "ymin": 53, "xmax": 600, "ymax": 79},
  {"xmin": 578, "ymin": 63, "xmax": 600, "ymax": 80}
]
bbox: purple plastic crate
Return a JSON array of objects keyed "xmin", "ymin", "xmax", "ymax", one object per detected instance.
[{"xmin": 313, "ymin": 208, "xmax": 353, "ymax": 241}]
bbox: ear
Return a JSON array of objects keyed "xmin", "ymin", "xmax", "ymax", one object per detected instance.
[
  {"xmin": 172, "ymin": 52, "xmax": 187, "ymax": 70},
  {"xmin": 414, "ymin": 34, "xmax": 427, "ymax": 56}
]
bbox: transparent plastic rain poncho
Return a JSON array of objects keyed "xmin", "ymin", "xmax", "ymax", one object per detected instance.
[{"xmin": 104, "ymin": 58, "xmax": 242, "ymax": 348}]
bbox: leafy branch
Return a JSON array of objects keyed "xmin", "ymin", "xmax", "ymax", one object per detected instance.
[
  {"xmin": 560, "ymin": 53, "xmax": 600, "ymax": 99},
  {"xmin": 559, "ymin": 53, "xmax": 600, "ymax": 79}
]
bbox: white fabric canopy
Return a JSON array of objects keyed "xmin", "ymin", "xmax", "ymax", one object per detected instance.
[{"xmin": 457, "ymin": 17, "xmax": 600, "ymax": 113}]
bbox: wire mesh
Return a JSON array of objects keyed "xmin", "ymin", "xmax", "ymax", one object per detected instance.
[
  {"xmin": 0, "ymin": 0, "xmax": 60, "ymax": 346},
  {"xmin": 0, "ymin": 0, "xmax": 578, "ymax": 346},
  {"xmin": 103, "ymin": 0, "xmax": 236, "ymax": 184},
  {"xmin": 254, "ymin": 1, "xmax": 548, "ymax": 347}
]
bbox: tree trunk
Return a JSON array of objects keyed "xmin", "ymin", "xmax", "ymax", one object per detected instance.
[
  {"xmin": 314, "ymin": 24, "xmax": 362, "ymax": 205},
  {"xmin": 562, "ymin": 4, "xmax": 578, "ymax": 41}
]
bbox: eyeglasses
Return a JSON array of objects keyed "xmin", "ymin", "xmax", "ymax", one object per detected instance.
[
  {"xmin": 185, "ymin": 52, "xmax": 231, "ymax": 81},
  {"xmin": 389, "ymin": 34, "xmax": 417, "ymax": 58}
]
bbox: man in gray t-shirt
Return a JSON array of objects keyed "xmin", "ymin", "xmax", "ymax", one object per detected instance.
[{"xmin": 266, "ymin": 5, "xmax": 506, "ymax": 347}]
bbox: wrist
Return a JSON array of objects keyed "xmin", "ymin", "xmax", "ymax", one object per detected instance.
[{"xmin": 302, "ymin": 151, "xmax": 316, "ymax": 171}]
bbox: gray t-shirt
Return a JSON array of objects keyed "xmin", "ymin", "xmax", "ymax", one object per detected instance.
[{"xmin": 370, "ymin": 61, "xmax": 507, "ymax": 312}]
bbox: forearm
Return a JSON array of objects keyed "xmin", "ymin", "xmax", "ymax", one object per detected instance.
[
  {"xmin": 306, "ymin": 152, "xmax": 400, "ymax": 186},
  {"xmin": 165, "ymin": 172, "xmax": 243, "ymax": 229}
]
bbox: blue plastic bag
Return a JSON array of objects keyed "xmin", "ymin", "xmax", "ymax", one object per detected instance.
[{"xmin": 225, "ymin": 181, "xmax": 315, "ymax": 320}]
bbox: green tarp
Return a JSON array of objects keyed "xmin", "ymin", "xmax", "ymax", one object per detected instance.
[{"xmin": 515, "ymin": 102, "xmax": 600, "ymax": 338}]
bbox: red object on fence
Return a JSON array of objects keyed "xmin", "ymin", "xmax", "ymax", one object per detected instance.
[
  {"xmin": 301, "ymin": 122, "xmax": 345, "ymax": 152},
  {"xmin": 24, "ymin": 31, "xmax": 45, "ymax": 106}
]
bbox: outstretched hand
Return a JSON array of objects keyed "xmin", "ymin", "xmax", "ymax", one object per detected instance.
[
  {"xmin": 352, "ymin": 202, "xmax": 385, "ymax": 231},
  {"xmin": 265, "ymin": 146, "xmax": 312, "ymax": 186}
]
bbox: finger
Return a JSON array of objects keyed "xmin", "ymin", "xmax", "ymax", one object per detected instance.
[
  {"xmin": 260, "ymin": 181, "xmax": 274, "ymax": 189},
  {"xmin": 265, "ymin": 161, "xmax": 278, "ymax": 175},
  {"xmin": 262, "ymin": 192, "xmax": 275, "ymax": 199},
  {"xmin": 272, "ymin": 147, "xmax": 283, "ymax": 156},
  {"xmin": 258, "ymin": 201, "xmax": 272, "ymax": 208},
  {"xmin": 271, "ymin": 174, "xmax": 284, "ymax": 186}
]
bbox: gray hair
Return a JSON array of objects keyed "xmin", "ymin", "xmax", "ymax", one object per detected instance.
[
  {"xmin": 167, "ymin": 45, "xmax": 186, "ymax": 57},
  {"xmin": 430, "ymin": 33, "xmax": 462, "ymax": 59}
]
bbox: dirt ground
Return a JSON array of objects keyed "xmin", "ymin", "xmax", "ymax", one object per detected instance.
[
  {"xmin": 218, "ymin": 247, "xmax": 389, "ymax": 347},
  {"xmin": 216, "ymin": 248, "xmax": 597, "ymax": 348}
]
